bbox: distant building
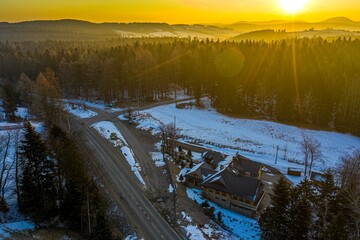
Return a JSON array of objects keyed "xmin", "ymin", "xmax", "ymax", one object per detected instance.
[
  {"xmin": 288, "ymin": 167, "xmax": 302, "ymax": 176},
  {"xmin": 185, "ymin": 151, "xmax": 265, "ymax": 217}
]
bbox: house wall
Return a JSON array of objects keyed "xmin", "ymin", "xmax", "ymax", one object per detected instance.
[
  {"xmin": 185, "ymin": 176, "xmax": 202, "ymax": 189},
  {"xmin": 203, "ymin": 187, "xmax": 261, "ymax": 217},
  {"xmin": 204, "ymin": 188, "xmax": 231, "ymax": 209}
]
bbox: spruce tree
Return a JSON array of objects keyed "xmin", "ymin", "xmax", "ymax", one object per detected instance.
[
  {"xmin": 18, "ymin": 121, "xmax": 57, "ymax": 220},
  {"xmin": 287, "ymin": 180, "xmax": 314, "ymax": 240},
  {"xmin": 259, "ymin": 177, "xmax": 291, "ymax": 240},
  {"xmin": 1, "ymin": 83, "xmax": 19, "ymax": 121}
]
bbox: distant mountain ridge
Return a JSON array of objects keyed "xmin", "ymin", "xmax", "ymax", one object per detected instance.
[{"xmin": 0, "ymin": 17, "xmax": 359, "ymax": 41}]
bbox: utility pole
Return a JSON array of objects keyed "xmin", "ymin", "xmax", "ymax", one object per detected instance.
[{"xmin": 173, "ymin": 116, "xmax": 177, "ymax": 158}]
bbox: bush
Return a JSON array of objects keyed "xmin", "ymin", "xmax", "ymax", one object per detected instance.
[{"xmin": 110, "ymin": 132, "xmax": 118, "ymax": 140}]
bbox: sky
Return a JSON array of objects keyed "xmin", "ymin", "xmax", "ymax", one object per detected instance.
[{"xmin": 0, "ymin": 0, "xmax": 359, "ymax": 24}]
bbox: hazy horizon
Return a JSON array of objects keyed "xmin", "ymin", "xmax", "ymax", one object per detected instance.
[
  {"xmin": 1, "ymin": 0, "xmax": 360, "ymax": 24},
  {"xmin": 1, "ymin": 16, "xmax": 359, "ymax": 25}
]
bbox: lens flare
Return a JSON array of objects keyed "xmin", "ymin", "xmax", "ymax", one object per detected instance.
[{"xmin": 280, "ymin": 0, "xmax": 308, "ymax": 14}]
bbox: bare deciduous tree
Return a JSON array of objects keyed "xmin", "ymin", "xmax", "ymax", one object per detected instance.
[{"xmin": 301, "ymin": 133, "xmax": 322, "ymax": 179}]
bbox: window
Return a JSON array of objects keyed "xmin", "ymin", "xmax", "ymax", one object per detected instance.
[
  {"xmin": 209, "ymin": 189, "xmax": 213, "ymax": 193},
  {"xmin": 215, "ymin": 190, "xmax": 220, "ymax": 195}
]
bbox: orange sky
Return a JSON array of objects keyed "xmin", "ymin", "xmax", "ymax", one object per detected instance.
[{"xmin": 0, "ymin": 0, "xmax": 359, "ymax": 23}]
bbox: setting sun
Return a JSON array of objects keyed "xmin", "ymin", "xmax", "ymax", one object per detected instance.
[{"xmin": 280, "ymin": 0, "xmax": 308, "ymax": 13}]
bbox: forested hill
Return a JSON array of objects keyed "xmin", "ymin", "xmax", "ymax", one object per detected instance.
[
  {"xmin": 0, "ymin": 38, "xmax": 360, "ymax": 136},
  {"xmin": 230, "ymin": 29, "xmax": 360, "ymax": 42},
  {"xmin": 0, "ymin": 19, "xmax": 236, "ymax": 41}
]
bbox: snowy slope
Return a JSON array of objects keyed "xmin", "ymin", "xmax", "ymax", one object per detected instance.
[{"xmin": 125, "ymin": 98, "xmax": 360, "ymax": 183}]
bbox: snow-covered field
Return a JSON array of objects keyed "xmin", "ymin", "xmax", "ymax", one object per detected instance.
[
  {"xmin": 187, "ymin": 188, "xmax": 260, "ymax": 240},
  {"xmin": 63, "ymin": 103, "xmax": 98, "ymax": 118},
  {"xmin": 65, "ymin": 99, "xmax": 125, "ymax": 113},
  {"xmin": 123, "ymin": 98, "xmax": 360, "ymax": 184},
  {"xmin": 91, "ymin": 121, "xmax": 146, "ymax": 185}
]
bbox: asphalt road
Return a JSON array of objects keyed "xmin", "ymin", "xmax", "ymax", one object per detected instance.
[
  {"xmin": 73, "ymin": 120, "xmax": 181, "ymax": 240},
  {"xmin": 68, "ymin": 99, "xmax": 190, "ymax": 240}
]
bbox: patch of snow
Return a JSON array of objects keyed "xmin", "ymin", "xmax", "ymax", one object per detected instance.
[
  {"xmin": 181, "ymin": 211, "xmax": 192, "ymax": 222},
  {"xmin": 124, "ymin": 234, "xmax": 138, "ymax": 240},
  {"xmin": 177, "ymin": 168, "xmax": 190, "ymax": 182},
  {"xmin": 15, "ymin": 107, "xmax": 29, "ymax": 119},
  {"xmin": 183, "ymin": 225, "xmax": 207, "ymax": 240},
  {"xmin": 91, "ymin": 121, "xmax": 146, "ymax": 185},
  {"xmin": 118, "ymin": 114, "xmax": 128, "ymax": 121},
  {"xmin": 168, "ymin": 184, "xmax": 174, "ymax": 193},
  {"xmin": 63, "ymin": 103, "xmax": 97, "ymax": 118},
  {"xmin": 149, "ymin": 152, "xmax": 166, "ymax": 167}
]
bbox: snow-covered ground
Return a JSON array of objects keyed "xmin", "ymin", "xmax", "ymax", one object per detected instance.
[
  {"xmin": 187, "ymin": 188, "xmax": 261, "ymax": 239},
  {"xmin": 168, "ymin": 184, "xmax": 174, "ymax": 193},
  {"xmin": 179, "ymin": 210, "xmax": 234, "ymax": 240},
  {"xmin": 0, "ymin": 221, "xmax": 35, "ymax": 238},
  {"xmin": 63, "ymin": 103, "xmax": 98, "ymax": 118},
  {"xmin": 125, "ymin": 98, "xmax": 360, "ymax": 184},
  {"xmin": 0, "ymin": 104, "xmax": 38, "ymax": 232},
  {"xmin": 65, "ymin": 99, "xmax": 125, "ymax": 113},
  {"xmin": 91, "ymin": 121, "xmax": 146, "ymax": 185},
  {"xmin": 15, "ymin": 107, "xmax": 29, "ymax": 119}
]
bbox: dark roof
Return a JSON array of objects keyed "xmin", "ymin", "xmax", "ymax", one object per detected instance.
[
  {"xmin": 202, "ymin": 170, "xmax": 263, "ymax": 201},
  {"xmin": 203, "ymin": 151, "xmax": 226, "ymax": 167},
  {"xmin": 227, "ymin": 155, "xmax": 262, "ymax": 178},
  {"xmin": 186, "ymin": 162, "xmax": 216, "ymax": 180}
]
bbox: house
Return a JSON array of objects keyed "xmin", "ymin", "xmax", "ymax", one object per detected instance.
[
  {"xmin": 185, "ymin": 152, "xmax": 265, "ymax": 217},
  {"xmin": 225, "ymin": 154, "xmax": 262, "ymax": 179},
  {"xmin": 185, "ymin": 162, "xmax": 216, "ymax": 188},
  {"xmin": 203, "ymin": 151, "xmax": 226, "ymax": 169},
  {"xmin": 202, "ymin": 170, "xmax": 265, "ymax": 217},
  {"xmin": 288, "ymin": 167, "xmax": 302, "ymax": 176}
]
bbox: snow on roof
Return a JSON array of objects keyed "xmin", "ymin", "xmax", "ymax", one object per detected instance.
[
  {"xmin": 187, "ymin": 162, "xmax": 205, "ymax": 175},
  {"xmin": 216, "ymin": 155, "xmax": 233, "ymax": 171}
]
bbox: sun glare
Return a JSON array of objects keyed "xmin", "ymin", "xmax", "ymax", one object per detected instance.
[{"xmin": 280, "ymin": 0, "xmax": 308, "ymax": 14}]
